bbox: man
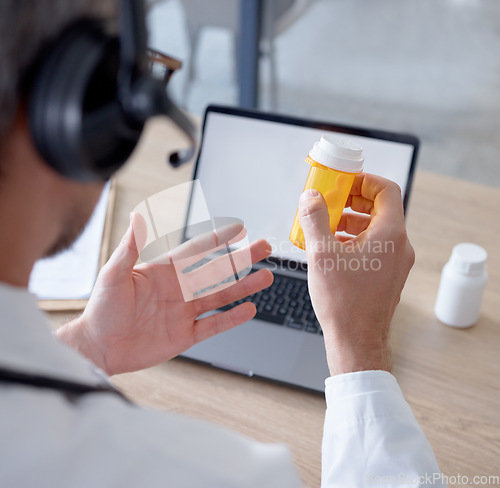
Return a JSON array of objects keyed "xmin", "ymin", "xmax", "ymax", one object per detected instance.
[{"xmin": 0, "ymin": 1, "xmax": 446, "ymax": 486}]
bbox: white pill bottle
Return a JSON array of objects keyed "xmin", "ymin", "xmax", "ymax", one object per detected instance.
[{"xmin": 434, "ymin": 243, "xmax": 488, "ymax": 328}]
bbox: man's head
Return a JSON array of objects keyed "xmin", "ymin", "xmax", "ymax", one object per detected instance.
[
  {"xmin": 0, "ymin": 0, "xmax": 195, "ymax": 286},
  {"xmin": 0, "ymin": 1, "xmax": 116, "ymax": 285},
  {"xmin": 0, "ymin": 0, "xmax": 116, "ymax": 151}
]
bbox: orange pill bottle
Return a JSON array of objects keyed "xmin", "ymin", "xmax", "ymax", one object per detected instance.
[{"xmin": 289, "ymin": 135, "xmax": 364, "ymax": 250}]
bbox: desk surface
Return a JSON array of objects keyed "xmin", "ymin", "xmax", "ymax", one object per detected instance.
[{"xmin": 50, "ymin": 118, "xmax": 500, "ymax": 487}]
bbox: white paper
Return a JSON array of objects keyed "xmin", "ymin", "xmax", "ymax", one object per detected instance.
[{"xmin": 28, "ymin": 183, "xmax": 110, "ymax": 300}]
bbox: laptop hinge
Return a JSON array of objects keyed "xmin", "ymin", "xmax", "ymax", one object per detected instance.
[{"xmin": 211, "ymin": 362, "xmax": 254, "ymax": 377}]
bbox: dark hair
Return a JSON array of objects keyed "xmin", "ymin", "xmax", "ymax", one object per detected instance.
[{"xmin": 0, "ymin": 0, "xmax": 116, "ymax": 145}]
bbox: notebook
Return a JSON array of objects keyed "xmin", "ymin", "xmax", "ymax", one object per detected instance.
[
  {"xmin": 181, "ymin": 105, "xmax": 419, "ymax": 392},
  {"xmin": 28, "ymin": 180, "xmax": 115, "ymax": 311}
]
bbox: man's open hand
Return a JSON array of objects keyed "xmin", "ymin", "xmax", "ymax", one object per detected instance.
[{"xmin": 57, "ymin": 214, "xmax": 273, "ymax": 375}]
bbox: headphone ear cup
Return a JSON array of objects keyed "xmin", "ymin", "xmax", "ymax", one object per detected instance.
[{"xmin": 29, "ymin": 20, "xmax": 143, "ymax": 182}]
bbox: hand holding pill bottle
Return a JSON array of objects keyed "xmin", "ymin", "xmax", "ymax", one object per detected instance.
[{"xmin": 290, "ymin": 135, "xmax": 364, "ymax": 250}]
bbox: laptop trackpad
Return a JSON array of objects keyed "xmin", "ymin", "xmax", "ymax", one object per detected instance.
[{"xmin": 182, "ymin": 318, "xmax": 305, "ymax": 379}]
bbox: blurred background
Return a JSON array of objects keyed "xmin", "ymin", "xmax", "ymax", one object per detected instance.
[{"xmin": 147, "ymin": 0, "xmax": 500, "ymax": 187}]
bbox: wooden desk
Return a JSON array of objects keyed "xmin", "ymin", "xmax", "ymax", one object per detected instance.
[{"xmin": 49, "ymin": 119, "xmax": 500, "ymax": 487}]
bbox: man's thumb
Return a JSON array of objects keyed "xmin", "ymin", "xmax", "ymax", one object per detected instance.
[
  {"xmin": 105, "ymin": 213, "xmax": 146, "ymax": 277},
  {"xmin": 298, "ymin": 189, "xmax": 332, "ymax": 247}
]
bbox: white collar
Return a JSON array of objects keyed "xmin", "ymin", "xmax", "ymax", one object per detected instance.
[{"xmin": 0, "ymin": 281, "xmax": 109, "ymax": 386}]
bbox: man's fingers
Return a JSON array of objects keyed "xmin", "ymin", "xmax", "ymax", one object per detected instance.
[
  {"xmin": 170, "ymin": 222, "xmax": 246, "ymax": 264},
  {"xmin": 344, "ymin": 194, "xmax": 374, "ymax": 215},
  {"xmin": 180, "ymin": 239, "xmax": 271, "ymax": 297},
  {"xmin": 349, "ymin": 173, "xmax": 405, "ymax": 226},
  {"xmin": 194, "ymin": 268, "xmax": 273, "ymax": 316},
  {"xmin": 193, "ymin": 238, "xmax": 271, "ymax": 279},
  {"xmin": 337, "ymin": 212, "xmax": 371, "ymax": 236},
  {"xmin": 298, "ymin": 189, "xmax": 333, "ymax": 248},
  {"xmin": 100, "ymin": 214, "xmax": 142, "ymax": 283}
]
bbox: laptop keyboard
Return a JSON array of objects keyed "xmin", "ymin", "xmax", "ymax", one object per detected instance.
[{"xmin": 219, "ymin": 272, "xmax": 322, "ymax": 335}]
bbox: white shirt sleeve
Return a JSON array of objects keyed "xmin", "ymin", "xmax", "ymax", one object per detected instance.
[{"xmin": 321, "ymin": 370, "xmax": 447, "ymax": 488}]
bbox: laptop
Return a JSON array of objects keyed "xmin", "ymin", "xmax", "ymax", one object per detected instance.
[{"xmin": 180, "ymin": 105, "xmax": 419, "ymax": 393}]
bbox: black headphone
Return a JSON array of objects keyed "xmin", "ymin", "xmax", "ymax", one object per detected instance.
[{"xmin": 27, "ymin": 0, "xmax": 196, "ymax": 182}]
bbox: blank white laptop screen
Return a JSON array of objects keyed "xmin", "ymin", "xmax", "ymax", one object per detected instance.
[{"xmin": 190, "ymin": 106, "xmax": 418, "ymax": 265}]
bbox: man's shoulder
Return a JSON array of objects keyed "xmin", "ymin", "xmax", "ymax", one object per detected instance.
[{"xmin": 0, "ymin": 385, "xmax": 299, "ymax": 488}]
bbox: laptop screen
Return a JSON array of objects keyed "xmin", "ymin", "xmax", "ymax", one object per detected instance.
[{"xmin": 189, "ymin": 106, "xmax": 419, "ymax": 265}]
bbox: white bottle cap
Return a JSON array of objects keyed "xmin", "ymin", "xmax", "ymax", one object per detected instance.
[
  {"xmin": 449, "ymin": 243, "xmax": 487, "ymax": 276},
  {"xmin": 309, "ymin": 135, "xmax": 364, "ymax": 173}
]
